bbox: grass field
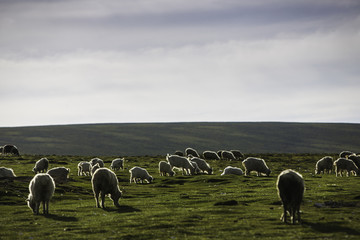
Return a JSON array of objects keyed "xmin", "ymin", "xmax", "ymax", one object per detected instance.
[{"xmin": 1, "ymin": 153, "xmax": 360, "ymax": 239}]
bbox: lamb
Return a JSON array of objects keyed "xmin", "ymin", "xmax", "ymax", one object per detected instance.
[
  {"xmin": 315, "ymin": 156, "xmax": 333, "ymax": 174},
  {"xmin": 185, "ymin": 147, "xmax": 200, "ymax": 158},
  {"xmin": 203, "ymin": 151, "xmax": 220, "ymax": 160},
  {"xmin": 90, "ymin": 158, "xmax": 104, "ymax": 168},
  {"xmin": 158, "ymin": 161, "xmax": 175, "ymax": 176},
  {"xmin": 91, "ymin": 168, "xmax": 122, "ymax": 208},
  {"xmin": 0, "ymin": 167, "xmax": 16, "ymax": 178},
  {"xmin": 129, "ymin": 166, "xmax": 153, "ymax": 183},
  {"xmin": 26, "ymin": 173, "xmax": 55, "ymax": 215},
  {"xmin": 166, "ymin": 154, "xmax": 196, "ymax": 175},
  {"xmin": 221, "ymin": 151, "xmax": 236, "ymax": 160},
  {"xmin": 221, "ymin": 166, "xmax": 244, "ymax": 176},
  {"xmin": 77, "ymin": 161, "xmax": 91, "ymax": 176},
  {"xmin": 47, "ymin": 167, "xmax": 70, "ymax": 184},
  {"xmin": 110, "ymin": 158, "xmax": 125, "ymax": 171},
  {"xmin": 242, "ymin": 157, "xmax": 271, "ymax": 176},
  {"xmin": 276, "ymin": 169, "xmax": 304, "ymax": 224},
  {"xmin": 33, "ymin": 158, "xmax": 49, "ymax": 174},
  {"xmin": 190, "ymin": 157, "xmax": 213, "ymax": 174},
  {"xmin": 333, "ymin": 158, "xmax": 360, "ymax": 177}
]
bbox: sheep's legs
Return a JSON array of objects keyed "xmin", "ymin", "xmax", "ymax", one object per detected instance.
[
  {"xmin": 94, "ymin": 191, "xmax": 101, "ymax": 208},
  {"xmin": 101, "ymin": 192, "xmax": 106, "ymax": 208}
]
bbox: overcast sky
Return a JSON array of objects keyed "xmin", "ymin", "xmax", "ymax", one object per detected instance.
[{"xmin": 1, "ymin": 0, "xmax": 359, "ymax": 127}]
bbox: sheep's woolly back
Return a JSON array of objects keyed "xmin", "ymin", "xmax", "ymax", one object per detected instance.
[
  {"xmin": 0, "ymin": 167, "xmax": 16, "ymax": 177},
  {"xmin": 221, "ymin": 166, "xmax": 243, "ymax": 176},
  {"xmin": 90, "ymin": 158, "xmax": 104, "ymax": 168},
  {"xmin": 185, "ymin": 148, "xmax": 200, "ymax": 158},
  {"xmin": 242, "ymin": 157, "xmax": 271, "ymax": 176},
  {"xmin": 315, "ymin": 156, "xmax": 333, "ymax": 174}
]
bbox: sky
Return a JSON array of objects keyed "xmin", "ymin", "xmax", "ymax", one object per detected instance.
[{"xmin": 0, "ymin": 0, "xmax": 360, "ymax": 127}]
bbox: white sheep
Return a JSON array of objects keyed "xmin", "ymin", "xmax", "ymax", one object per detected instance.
[
  {"xmin": 33, "ymin": 158, "xmax": 49, "ymax": 174},
  {"xmin": 334, "ymin": 158, "xmax": 360, "ymax": 177},
  {"xmin": 166, "ymin": 154, "xmax": 196, "ymax": 175},
  {"xmin": 221, "ymin": 166, "xmax": 244, "ymax": 176},
  {"xmin": 77, "ymin": 161, "xmax": 91, "ymax": 176},
  {"xmin": 315, "ymin": 156, "xmax": 333, "ymax": 174},
  {"xmin": 90, "ymin": 158, "xmax": 104, "ymax": 168},
  {"xmin": 190, "ymin": 157, "xmax": 213, "ymax": 174},
  {"xmin": 221, "ymin": 151, "xmax": 236, "ymax": 160},
  {"xmin": 110, "ymin": 158, "xmax": 125, "ymax": 171},
  {"xmin": 26, "ymin": 173, "xmax": 55, "ymax": 215},
  {"xmin": 91, "ymin": 168, "xmax": 122, "ymax": 208},
  {"xmin": 242, "ymin": 157, "xmax": 271, "ymax": 176},
  {"xmin": 90, "ymin": 163, "xmax": 101, "ymax": 176},
  {"xmin": 276, "ymin": 169, "xmax": 304, "ymax": 224},
  {"xmin": 185, "ymin": 147, "xmax": 200, "ymax": 158},
  {"xmin": 47, "ymin": 167, "xmax": 70, "ymax": 184},
  {"xmin": 0, "ymin": 167, "xmax": 16, "ymax": 178},
  {"xmin": 203, "ymin": 151, "xmax": 220, "ymax": 160},
  {"xmin": 129, "ymin": 166, "xmax": 153, "ymax": 183},
  {"xmin": 158, "ymin": 161, "xmax": 175, "ymax": 176}
]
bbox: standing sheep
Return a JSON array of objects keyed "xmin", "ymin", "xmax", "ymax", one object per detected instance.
[
  {"xmin": 0, "ymin": 167, "xmax": 16, "ymax": 178},
  {"xmin": 91, "ymin": 168, "xmax": 122, "ymax": 208},
  {"xmin": 221, "ymin": 151, "xmax": 236, "ymax": 161},
  {"xmin": 190, "ymin": 157, "xmax": 213, "ymax": 174},
  {"xmin": 348, "ymin": 154, "xmax": 360, "ymax": 169},
  {"xmin": 203, "ymin": 151, "xmax": 220, "ymax": 160},
  {"xmin": 129, "ymin": 166, "xmax": 153, "ymax": 183},
  {"xmin": 166, "ymin": 154, "xmax": 196, "ymax": 175},
  {"xmin": 242, "ymin": 157, "xmax": 271, "ymax": 176},
  {"xmin": 90, "ymin": 158, "xmax": 104, "ymax": 168},
  {"xmin": 110, "ymin": 158, "xmax": 125, "ymax": 171},
  {"xmin": 315, "ymin": 156, "xmax": 333, "ymax": 174},
  {"xmin": 2, "ymin": 144, "xmax": 20, "ymax": 156},
  {"xmin": 158, "ymin": 161, "xmax": 175, "ymax": 176},
  {"xmin": 230, "ymin": 150, "xmax": 244, "ymax": 160},
  {"xmin": 334, "ymin": 158, "xmax": 360, "ymax": 177},
  {"xmin": 77, "ymin": 161, "xmax": 91, "ymax": 176},
  {"xmin": 33, "ymin": 158, "xmax": 49, "ymax": 174},
  {"xmin": 221, "ymin": 166, "xmax": 244, "ymax": 176},
  {"xmin": 276, "ymin": 169, "xmax": 304, "ymax": 224},
  {"xmin": 26, "ymin": 173, "xmax": 55, "ymax": 215},
  {"xmin": 185, "ymin": 147, "xmax": 200, "ymax": 158},
  {"xmin": 47, "ymin": 167, "xmax": 70, "ymax": 184}
]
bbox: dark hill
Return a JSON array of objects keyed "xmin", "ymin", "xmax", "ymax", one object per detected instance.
[{"xmin": 0, "ymin": 122, "xmax": 359, "ymax": 156}]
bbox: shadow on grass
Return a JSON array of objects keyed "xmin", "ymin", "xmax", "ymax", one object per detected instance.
[
  {"xmin": 103, "ymin": 205, "xmax": 141, "ymax": 213},
  {"xmin": 45, "ymin": 214, "xmax": 78, "ymax": 222},
  {"xmin": 304, "ymin": 221, "xmax": 360, "ymax": 235}
]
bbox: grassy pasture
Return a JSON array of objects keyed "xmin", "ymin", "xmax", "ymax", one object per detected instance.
[{"xmin": 1, "ymin": 153, "xmax": 360, "ymax": 239}]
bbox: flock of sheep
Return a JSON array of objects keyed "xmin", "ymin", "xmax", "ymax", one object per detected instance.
[{"xmin": 1, "ymin": 147, "xmax": 360, "ymax": 225}]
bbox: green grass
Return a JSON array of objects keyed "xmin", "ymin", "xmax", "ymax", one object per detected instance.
[{"xmin": 1, "ymin": 154, "xmax": 360, "ymax": 239}]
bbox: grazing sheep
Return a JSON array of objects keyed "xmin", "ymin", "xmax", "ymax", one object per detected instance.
[
  {"xmin": 334, "ymin": 158, "xmax": 360, "ymax": 177},
  {"xmin": 129, "ymin": 166, "xmax": 153, "ymax": 183},
  {"xmin": 2, "ymin": 144, "xmax": 20, "ymax": 156},
  {"xmin": 230, "ymin": 150, "xmax": 244, "ymax": 160},
  {"xmin": 221, "ymin": 166, "xmax": 244, "ymax": 176},
  {"xmin": 185, "ymin": 147, "xmax": 200, "ymax": 158},
  {"xmin": 339, "ymin": 151, "xmax": 355, "ymax": 159},
  {"xmin": 276, "ymin": 169, "xmax": 304, "ymax": 224},
  {"xmin": 33, "ymin": 158, "xmax": 49, "ymax": 174},
  {"xmin": 221, "ymin": 151, "xmax": 236, "ymax": 161},
  {"xmin": 47, "ymin": 167, "xmax": 70, "ymax": 184},
  {"xmin": 90, "ymin": 163, "xmax": 101, "ymax": 176},
  {"xmin": 315, "ymin": 156, "xmax": 333, "ymax": 174},
  {"xmin": 217, "ymin": 150, "xmax": 224, "ymax": 159},
  {"xmin": 189, "ymin": 161, "xmax": 201, "ymax": 175},
  {"xmin": 348, "ymin": 154, "xmax": 360, "ymax": 169},
  {"xmin": 90, "ymin": 158, "xmax": 104, "ymax": 168},
  {"xmin": 190, "ymin": 157, "xmax": 213, "ymax": 174},
  {"xmin": 203, "ymin": 151, "xmax": 220, "ymax": 160},
  {"xmin": 110, "ymin": 158, "xmax": 125, "ymax": 171},
  {"xmin": 166, "ymin": 154, "xmax": 196, "ymax": 175},
  {"xmin": 26, "ymin": 173, "xmax": 55, "ymax": 215},
  {"xmin": 0, "ymin": 167, "xmax": 16, "ymax": 178},
  {"xmin": 91, "ymin": 168, "xmax": 122, "ymax": 208},
  {"xmin": 77, "ymin": 161, "xmax": 91, "ymax": 176},
  {"xmin": 174, "ymin": 150, "xmax": 184, "ymax": 156},
  {"xmin": 158, "ymin": 161, "xmax": 175, "ymax": 176},
  {"xmin": 242, "ymin": 157, "xmax": 271, "ymax": 176}
]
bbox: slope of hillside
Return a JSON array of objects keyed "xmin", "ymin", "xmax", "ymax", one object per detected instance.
[{"xmin": 0, "ymin": 122, "xmax": 359, "ymax": 156}]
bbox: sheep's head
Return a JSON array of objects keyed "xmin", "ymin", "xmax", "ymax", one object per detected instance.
[
  {"xmin": 111, "ymin": 188, "xmax": 122, "ymax": 207},
  {"xmin": 266, "ymin": 168, "xmax": 271, "ymax": 176},
  {"xmin": 26, "ymin": 194, "xmax": 35, "ymax": 213}
]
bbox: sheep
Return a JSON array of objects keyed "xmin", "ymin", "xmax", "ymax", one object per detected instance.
[
  {"xmin": 2, "ymin": 144, "xmax": 20, "ymax": 156},
  {"xmin": 129, "ymin": 166, "xmax": 153, "ymax": 183},
  {"xmin": 77, "ymin": 161, "xmax": 91, "ymax": 176},
  {"xmin": 203, "ymin": 151, "xmax": 220, "ymax": 160},
  {"xmin": 190, "ymin": 157, "xmax": 213, "ymax": 174},
  {"xmin": 26, "ymin": 173, "xmax": 55, "ymax": 215},
  {"xmin": 185, "ymin": 147, "xmax": 200, "ymax": 158},
  {"xmin": 110, "ymin": 158, "xmax": 125, "ymax": 171},
  {"xmin": 91, "ymin": 168, "xmax": 122, "ymax": 208},
  {"xmin": 158, "ymin": 161, "xmax": 175, "ymax": 176},
  {"xmin": 221, "ymin": 166, "xmax": 244, "ymax": 176},
  {"xmin": 166, "ymin": 154, "xmax": 196, "ymax": 175},
  {"xmin": 33, "ymin": 158, "xmax": 49, "ymax": 174},
  {"xmin": 242, "ymin": 157, "xmax": 271, "ymax": 176},
  {"xmin": 348, "ymin": 154, "xmax": 360, "ymax": 169},
  {"xmin": 0, "ymin": 167, "xmax": 16, "ymax": 178},
  {"xmin": 47, "ymin": 167, "xmax": 70, "ymax": 184},
  {"xmin": 90, "ymin": 163, "xmax": 101, "ymax": 176},
  {"xmin": 221, "ymin": 151, "xmax": 236, "ymax": 160},
  {"xmin": 190, "ymin": 161, "xmax": 201, "ymax": 175},
  {"xmin": 315, "ymin": 156, "xmax": 333, "ymax": 174},
  {"xmin": 339, "ymin": 151, "xmax": 355, "ymax": 159},
  {"xmin": 333, "ymin": 158, "xmax": 360, "ymax": 177},
  {"xmin": 174, "ymin": 150, "xmax": 184, "ymax": 156},
  {"xmin": 276, "ymin": 169, "xmax": 304, "ymax": 224},
  {"xmin": 90, "ymin": 158, "xmax": 104, "ymax": 168},
  {"xmin": 230, "ymin": 150, "xmax": 244, "ymax": 160}
]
